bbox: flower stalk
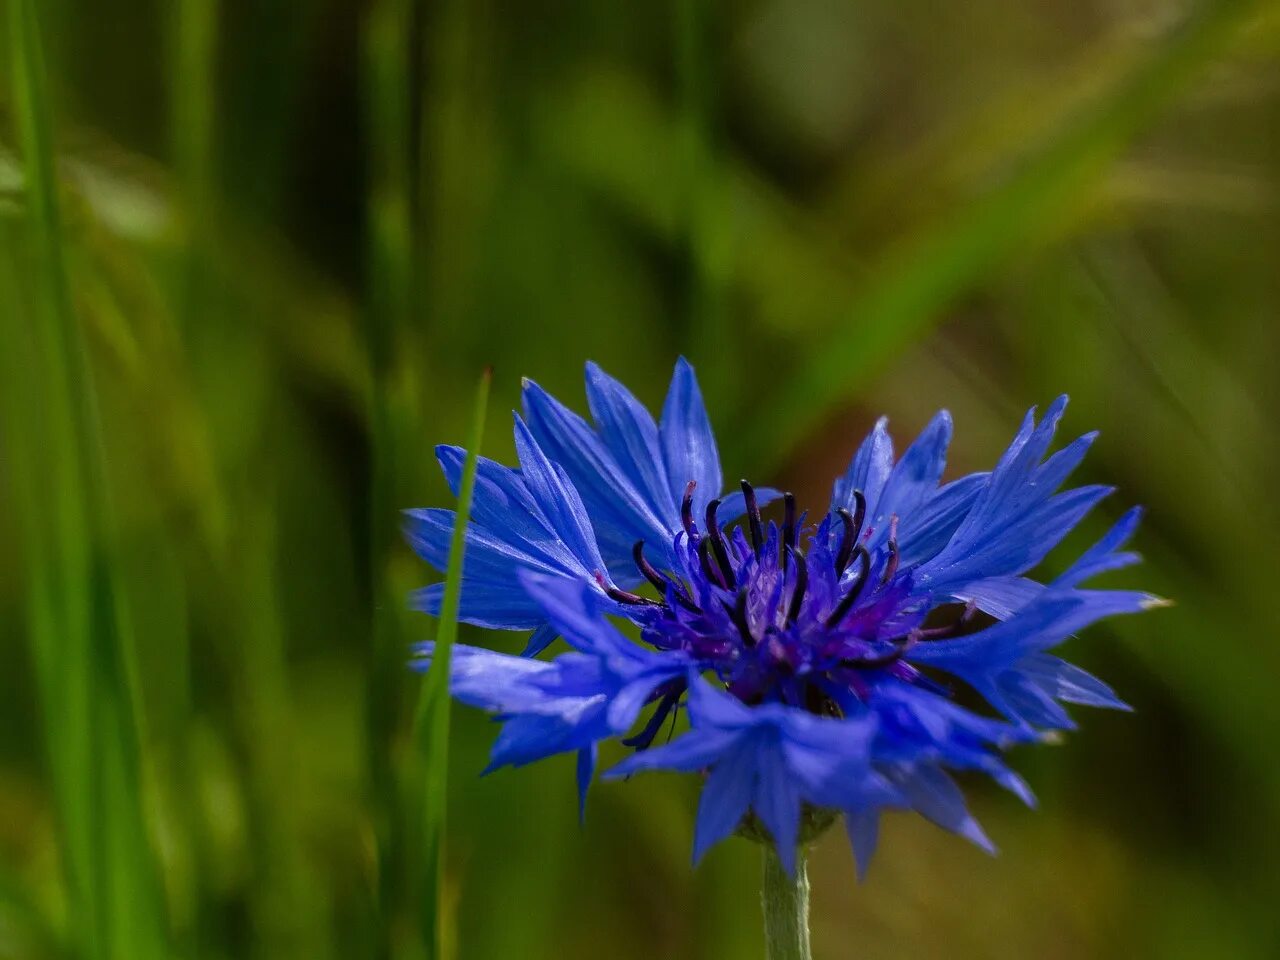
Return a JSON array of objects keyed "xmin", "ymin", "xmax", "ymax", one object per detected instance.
[{"xmin": 762, "ymin": 846, "xmax": 811, "ymax": 960}]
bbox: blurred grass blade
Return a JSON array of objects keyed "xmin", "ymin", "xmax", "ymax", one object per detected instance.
[
  {"xmin": 753, "ymin": 0, "xmax": 1264, "ymax": 470},
  {"xmin": 171, "ymin": 0, "xmax": 219, "ymax": 329},
  {"xmin": 4, "ymin": 1, "xmax": 168, "ymax": 957},
  {"xmin": 362, "ymin": 0, "xmax": 421, "ymax": 952},
  {"xmin": 413, "ymin": 367, "xmax": 490, "ymax": 959}
]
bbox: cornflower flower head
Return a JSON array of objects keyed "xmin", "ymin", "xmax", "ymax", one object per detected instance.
[{"xmin": 406, "ymin": 359, "xmax": 1159, "ymax": 878}]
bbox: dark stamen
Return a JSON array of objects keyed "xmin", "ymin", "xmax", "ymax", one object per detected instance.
[
  {"xmin": 705, "ymin": 499, "xmax": 736, "ymax": 589},
  {"xmin": 698, "ymin": 538, "xmax": 727, "ymax": 589},
  {"xmin": 681, "ymin": 480, "xmax": 698, "ymax": 539},
  {"xmin": 622, "ymin": 692, "xmax": 680, "ymax": 749},
  {"xmin": 825, "ymin": 547, "xmax": 871, "ymax": 627},
  {"xmin": 741, "ymin": 480, "xmax": 764, "ymax": 554},
  {"xmin": 785, "ymin": 546, "xmax": 808, "ymax": 626},
  {"xmin": 782, "ymin": 493, "xmax": 797, "ymax": 554},
  {"xmin": 881, "ymin": 515, "xmax": 900, "ymax": 586},
  {"xmin": 723, "ymin": 586, "xmax": 755, "ymax": 647},
  {"xmin": 914, "ymin": 601, "xmax": 979, "ymax": 641},
  {"xmin": 632, "ymin": 540, "xmax": 668, "ymax": 593},
  {"xmin": 843, "ymin": 631, "xmax": 917, "ymax": 670},
  {"xmin": 633, "ymin": 541, "xmax": 699, "ymax": 613},
  {"xmin": 850, "ymin": 489, "xmax": 867, "ymax": 542},
  {"xmin": 834, "ymin": 508, "xmax": 856, "ymax": 575},
  {"xmin": 594, "ymin": 571, "xmax": 663, "ymax": 607}
]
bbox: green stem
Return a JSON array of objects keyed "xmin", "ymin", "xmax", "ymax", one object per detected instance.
[
  {"xmin": 762, "ymin": 846, "xmax": 812, "ymax": 960},
  {"xmin": 414, "ymin": 367, "xmax": 491, "ymax": 958}
]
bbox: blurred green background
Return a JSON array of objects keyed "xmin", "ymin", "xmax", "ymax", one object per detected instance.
[{"xmin": 2, "ymin": 0, "xmax": 1278, "ymax": 957}]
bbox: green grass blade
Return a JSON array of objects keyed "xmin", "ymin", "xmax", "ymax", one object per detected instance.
[
  {"xmin": 362, "ymin": 0, "xmax": 422, "ymax": 953},
  {"xmin": 171, "ymin": 0, "xmax": 219, "ymax": 330},
  {"xmin": 4, "ymin": 2, "xmax": 169, "ymax": 957},
  {"xmin": 413, "ymin": 368, "xmax": 491, "ymax": 960}
]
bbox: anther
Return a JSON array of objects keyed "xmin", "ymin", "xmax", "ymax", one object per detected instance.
[
  {"xmin": 723, "ymin": 586, "xmax": 756, "ymax": 647},
  {"xmin": 825, "ymin": 546, "xmax": 871, "ymax": 627},
  {"xmin": 705, "ymin": 499, "xmax": 737, "ymax": 589},
  {"xmin": 880, "ymin": 515, "xmax": 900, "ymax": 586},
  {"xmin": 915, "ymin": 601, "xmax": 978, "ymax": 640},
  {"xmin": 850, "ymin": 489, "xmax": 867, "ymax": 542},
  {"xmin": 698, "ymin": 538, "xmax": 728, "ymax": 589},
  {"xmin": 594, "ymin": 571, "xmax": 663, "ymax": 607},
  {"xmin": 681, "ymin": 480, "xmax": 698, "ymax": 539},
  {"xmin": 844, "ymin": 630, "xmax": 917, "ymax": 670},
  {"xmin": 741, "ymin": 480, "xmax": 764, "ymax": 554},
  {"xmin": 632, "ymin": 541, "xmax": 699, "ymax": 613},
  {"xmin": 785, "ymin": 546, "xmax": 808, "ymax": 626},
  {"xmin": 834, "ymin": 509, "xmax": 857, "ymax": 575},
  {"xmin": 782, "ymin": 493, "xmax": 797, "ymax": 554},
  {"xmin": 622, "ymin": 691, "xmax": 681, "ymax": 750}
]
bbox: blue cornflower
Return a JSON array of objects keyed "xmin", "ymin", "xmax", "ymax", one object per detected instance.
[{"xmin": 406, "ymin": 359, "xmax": 1159, "ymax": 877}]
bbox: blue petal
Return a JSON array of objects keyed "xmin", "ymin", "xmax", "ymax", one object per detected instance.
[
  {"xmin": 610, "ymin": 732, "xmax": 730, "ymax": 779},
  {"xmin": 414, "ymin": 642, "xmax": 556, "ymax": 711},
  {"xmin": 833, "ymin": 417, "xmax": 894, "ymax": 519},
  {"xmin": 1016, "ymin": 652, "xmax": 1131, "ymax": 711},
  {"xmin": 996, "ymin": 672, "xmax": 1078, "ymax": 730},
  {"xmin": 513, "ymin": 416, "xmax": 609, "ymax": 576},
  {"xmin": 754, "ymin": 740, "xmax": 802, "ymax": 875},
  {"xmin": 845, "ymin": 811, "xmax": 880, "ymax": 882},
  {"xmin": 1055, "ymin": 507, "xmax": 1144, "ymax": 587},
  {"xmin": 660, "ymin": 357, "xmax": 723, "ymax": 527},
  {"xmin": 522, "ymin": 377, "xmax": 671, "ymax": 570},
  {"xmin": 435, "ymin": 445, "xmax": 543, "ymax": 539},
  {"xmin": 953, "ymin": 576, "xmax": 1044, "ymax": 618},
  {"xmin": 585, "ymin": 362, "xmax": 677, "ymax": 525},
  {"xmin": 411, "ymin": 579, "xmax": 544, "ymax": 630},
  {"xmin": 685, "ymin": 673, "xmax": 758, "ymax": 729},
  {"xmin": 521, "ymin": 623, "xmax": 560, "ymax": 657},
  {"xmin": 692, "ymin": 740, "xmax": 755, "ymax": 864},
  {"xmin": 863, "ymin": 411, "xmax": 952, "ymax": 553},
  {"xmin": 577, "ymin": 745, "xmax": 597, "ymax": 822},
  {"xmin": 908, "ymin": 591, "xmax": 1149, "ymax": 726},
  {"xmin": 403, "ymin": 507, "xmax": 561, "ymax": 579},
  {"xmin": 897, "ymin": 472, "xmax": 987, "ymax": 568},
  {"xmin": 519, "ymin": 572, "xmax": 680, "ymax": 675},
  {"xmin": 891, "ymin": 764, "xmax": 995, "ymax": 854},
  {"xmin": 489, "ymin": 714, "xmax": 586, "ymax": 769}
]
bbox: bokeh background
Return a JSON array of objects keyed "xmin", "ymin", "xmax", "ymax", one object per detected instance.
[{"xmin": 2, "ymin": 0, "xmax": 1279, "ymax": 957}]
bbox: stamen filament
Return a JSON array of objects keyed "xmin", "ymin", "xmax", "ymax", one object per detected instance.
[
  {"xmin": 741, "ymin": 480, "xmax": 765, "ymax": 553},
  {"xmin": 705, "ymin": 499, "xmax": 737, "ymax": 589},
  {"xmin": 785, "ymin": 546, "xmax": 808, "ymax": 626},
  {"xmin": 881, "ymin": 515, "xmax": 900, "ymax": 586},
  {"xmin": 698, "ymin": 538, "xmax": 729, "ymax": 590},
  {"xmin": 595, "ymin": 571, "xmax": 664, "ymax": 607},
  {"xmin": 825, "ymin": 547, "xmax": 871, "ymax": 627},
  {"xmin": 681, "ymin": 480, "xmax": 698, "ymax": 539},
  {"xmin": 725, "ymin": 586, "xmax": 756, "ymax": 647},
  {"xmin": 782, "ymin": 493, "xmax": 797, "ymax": 554},
  {"xmin": 632, "ymin": 541, "xmax": 700, "ymax": 612},
  {"xmin": 834, "ymin": 509, "xmax": 856, "ymax": 575}
]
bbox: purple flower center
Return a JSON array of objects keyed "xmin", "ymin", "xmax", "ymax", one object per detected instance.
[{"xmin": 599, "ymin": 480, "xmax": 975, "ymax": 728}]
